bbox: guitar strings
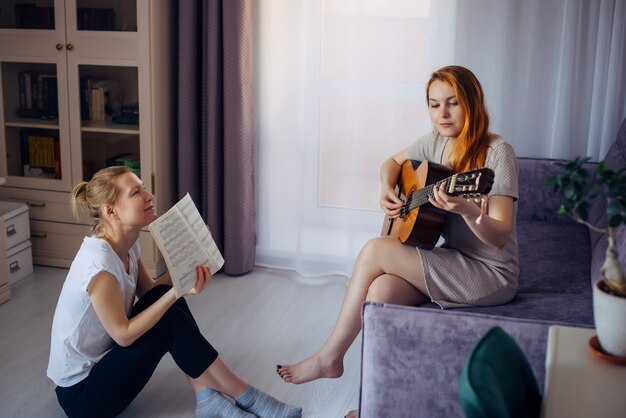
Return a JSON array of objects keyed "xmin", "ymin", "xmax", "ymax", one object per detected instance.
[{"xmin": 399, "ymin": 175, "xmax": 484, "ymax": 215}]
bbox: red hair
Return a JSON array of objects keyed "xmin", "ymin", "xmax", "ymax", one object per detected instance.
[{"xmin": 426, "ymin": 66, "xmax": 490, "ymax": 172}]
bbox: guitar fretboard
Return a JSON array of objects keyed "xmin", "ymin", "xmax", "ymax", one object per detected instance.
[
  {"xmin": 402, "ymin": 180, "xmax": 447, "ymax": 215},
  {"xmin": 400, "ymin": 170, "xmax": 488, "ymax": 216}
]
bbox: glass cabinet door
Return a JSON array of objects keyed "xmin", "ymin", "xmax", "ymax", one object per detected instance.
[
  {"xmin": 64, "ymin": 0, "xmax": 142, "ymax": 185},
  {"xmin": 74, "ymin": 64, "xmax": 140, "ymax": 182},
  {"xmin": 0, "ymin": 1, "xmax": 71, "ymax": 190},
  {"xmin": 0, "ymin": 0, "xmax": 142, "ymax": 189}
]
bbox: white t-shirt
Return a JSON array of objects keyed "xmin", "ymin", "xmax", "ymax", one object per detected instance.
[{"xmin": 47, "ymin": 236, "xmax": 140, "ymax": 387}]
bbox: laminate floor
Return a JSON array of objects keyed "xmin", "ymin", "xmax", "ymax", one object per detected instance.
[{"xmin": 0, "ymin": 266, "xmax": 360, "ymax": 418}]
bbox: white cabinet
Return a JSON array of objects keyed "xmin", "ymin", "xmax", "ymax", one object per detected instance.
[{"xmin": 0, "ymin": 0, "xmax": 174, "ymax": 277}]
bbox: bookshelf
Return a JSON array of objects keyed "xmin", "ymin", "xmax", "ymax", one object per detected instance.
[{"xmin": 0, "ymin": 0, "xmax": 175, "ymax": 277}]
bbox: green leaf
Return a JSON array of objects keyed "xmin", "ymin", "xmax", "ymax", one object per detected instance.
[
  {"xmin": 607, "ymin": 200, "xmax": 622, "ymax": 216},
  {"xmin": 564, "ymin": 184, "xmax": 577, "ymax": 200},
  {"xmin": 609, "ymin": 214, "xmax": 624, "ymax": 228}
]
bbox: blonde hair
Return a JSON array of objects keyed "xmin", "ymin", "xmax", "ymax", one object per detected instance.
[
  {"xmin": 71, "ymin": 166, "xmax": 132, "ymax": 236},
  {"xmin": 426, "ymin": 65, "xmax": 490, "ymax": 172}
]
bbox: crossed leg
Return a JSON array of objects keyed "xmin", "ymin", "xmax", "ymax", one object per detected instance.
[{"xmin": 277, "ymin": 236, "xmax": 430, "ymax": 384}]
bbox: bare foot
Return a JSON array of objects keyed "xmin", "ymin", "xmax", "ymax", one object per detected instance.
[
  {"xmin": 345, "ymin": 410, "xmax": 358, "ymax": 418},
  {"xmin": 276, "ymin": 354, "xmax": 343, "ymax": 384}
]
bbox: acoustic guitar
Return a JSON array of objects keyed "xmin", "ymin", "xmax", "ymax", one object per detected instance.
[{"xmin": 381, "ymin": 160, "xmax": 494, "ymax": 249}]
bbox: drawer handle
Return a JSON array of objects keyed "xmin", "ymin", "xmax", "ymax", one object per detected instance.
[
  {"xmin": 6, "ymin": 224, "xmax": 16, "ymax": 236},
  {"xmin": 27, "ymin": 202, "xmax": 46, "ymax": 208},
  {"xmin": 31, "ymin": 232, "xmax": 48, "ymax": 238},
  {"xmin": 9, "ymin": 261, "xmax": 20, "ymax": 273}
]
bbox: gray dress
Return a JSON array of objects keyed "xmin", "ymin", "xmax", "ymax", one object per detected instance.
[{"xmin": 407, "ymin": 132, "xmax": 519, "ymax": 308}]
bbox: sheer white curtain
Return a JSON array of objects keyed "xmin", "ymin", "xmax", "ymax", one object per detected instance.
[
  {"xmin": 254, "ymin": 0, "xmax": 626, "ymax": 277},
  {"xmin": 454, "ymin": 0, "xmax": 626, "ymax": 160}
]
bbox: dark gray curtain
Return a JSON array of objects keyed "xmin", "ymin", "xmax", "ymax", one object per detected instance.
[{"xmin": 177, "ymin": 0, "xmax": 255, "ymax": 275}]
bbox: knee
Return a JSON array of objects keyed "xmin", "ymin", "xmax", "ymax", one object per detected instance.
[
  {"xmin": 357, "ymin": 236, "xmax": 399, "ymax": 271},
  {"xmin": 366, "ymin": 278, "xmax": 394, "ymax": 303},
  {"xmin": 359, "ymin": 236, "xmax": 392, "ymax": 261}
]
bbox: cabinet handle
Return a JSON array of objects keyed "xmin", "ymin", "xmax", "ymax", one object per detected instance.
[
  {"xmin": 66, "ymin": 43, "xmax": 74, "ymax": 51},
  {"xmin": 31, "ymin": 232, "xmax": 48, "ymax": 238},
  {"xmin": 6, "ymin": 224, "xmax": 16, "ymax": 236},
  {"xmin": 56, "ymin": 43, "xmax": 64, "ymax": 51},
  {"xmin": 9, "ymin": 261, "xmax": 20, "ymax": 273},
  {"xmin": 26, "ymin": 201, "xmax": 46, "ymax": 208}
]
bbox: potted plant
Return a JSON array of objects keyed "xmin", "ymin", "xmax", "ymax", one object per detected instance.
[{"xmin": 548, "ymin": 157, "xmax": 626, "ymax": 358}]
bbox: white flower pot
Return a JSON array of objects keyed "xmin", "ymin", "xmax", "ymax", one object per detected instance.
[{"xmin": 593, "ymin": 279, "xmax": 626, "ymax": 358}]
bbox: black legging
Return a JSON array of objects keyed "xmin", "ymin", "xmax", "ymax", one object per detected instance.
[{"xmin": 55, "ymin": 285, "xmax": 218, "ymax": 418}]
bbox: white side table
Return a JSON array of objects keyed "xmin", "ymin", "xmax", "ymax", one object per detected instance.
[{"xmin": 541, "ymin": 325, "xmax": 626, "ymax": 418}]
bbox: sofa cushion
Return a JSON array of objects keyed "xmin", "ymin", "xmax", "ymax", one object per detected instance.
[
  {"xmin": 517, "ymin": 158, "xmax": 576, "ymax": 223},
  {"xmin": 452, "ymin": 292, "xmax": 593, "ymax": 326},
  {"xmin": 516, "ymin": 220, "xmax": 591, "ymax": 294},
  {"xmin": 462, "ymin": 219, "xmax": 594, "ymax": 325},
  {"xmin": 419, "ymin": 219, "xmax": 594, "ymax": 325},
  {"xmin": 459, "ymin": 327, "xmax": 541, "ymax": 418}
]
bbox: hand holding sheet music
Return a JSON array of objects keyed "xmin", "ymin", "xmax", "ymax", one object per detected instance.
[{"xmin": 148, "ymin": 193, "xmax": 224, "ymax": 298}]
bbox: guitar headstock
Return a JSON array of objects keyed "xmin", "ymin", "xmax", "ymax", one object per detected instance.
[{"xmin": 447, "ymin": 168, "xmax": 495, "ymax": 200}]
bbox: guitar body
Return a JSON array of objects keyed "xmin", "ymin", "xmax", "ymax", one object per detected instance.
[{"xmin": 381, "ymin": 160, "xmax": 453, "ymax": 249}]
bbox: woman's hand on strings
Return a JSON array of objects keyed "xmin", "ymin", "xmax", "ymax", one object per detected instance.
[
  {"xmin": 380, "ymin": 185, "xmax": 404, "ymax": 218},
  {"xmin": 428, "ymin": 180, "xmax": 476, "ymax": 216}
]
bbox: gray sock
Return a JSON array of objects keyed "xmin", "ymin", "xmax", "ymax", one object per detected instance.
[
  {"xmin": 195, "ymin": 387, "xmax": 255, "ymax": 418},
  {"xmin": 235, "ymin": 386, "xmax": 302, "ymax": 418}
]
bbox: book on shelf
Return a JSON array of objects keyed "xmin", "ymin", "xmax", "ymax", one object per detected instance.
[
  {"xmin": 38, "ymin": 74, "xmax": 58, "ymax": 120},
  {"xmin": 80, "ymin": 77, "xmax": 122, "ymax": 121},
  {"xmin": 148, "ymin": 193, "xmax": 224, "ymax": 299},
  {"xmin": 19, "ymin": 130, "xmax": 61, "ymax": 179},
  {"xmin": 17, "ymin": 72, "xmax": 58, "ymax": 120},
  {"xmin": 76, "ymin": 8, "xmax": 115, "ymax": 31}
]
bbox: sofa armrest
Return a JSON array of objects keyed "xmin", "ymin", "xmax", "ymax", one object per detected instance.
[{"xmin": 358, "ymin": 303, "xmax": 555, "ymax": 418}]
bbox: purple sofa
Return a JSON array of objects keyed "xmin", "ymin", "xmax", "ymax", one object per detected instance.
[{"xmin": 358, "ymin": 118, "xmax": 626, "ymax": 418}]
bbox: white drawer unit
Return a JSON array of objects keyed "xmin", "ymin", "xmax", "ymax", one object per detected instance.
[
  {"xmin": 0, "ymin": 201, "xmax": 30, "ymax": 249},
  {"xmin": 0, "ymin": 200, "xmax": 34, "ymax": 299},
  {"xmin": 6, "ymin": 239, "xmax": 33, "ymax": 285}
]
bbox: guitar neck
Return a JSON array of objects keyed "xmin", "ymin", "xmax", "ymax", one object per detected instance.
[
  {"xmin": 405, "ymin": 178, "xmax": 450, "ymax": 212},
  {"xmin": 398, "ymin": 165, "xmax": 493, "ymax": 216}
]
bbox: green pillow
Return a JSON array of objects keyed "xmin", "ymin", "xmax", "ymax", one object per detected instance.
[{"xmin": 458, "ymin": 326, "xmax": 541, "ymax": 418}]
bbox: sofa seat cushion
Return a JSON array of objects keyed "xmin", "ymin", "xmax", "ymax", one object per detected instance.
[
  {"xmin": 516, "ymin": 220, "xmax": 591, "ymax": 293},
  {"xmin": 419, "ymin": 219, "xmax": 594, "ymax": 325},
  {"xmin": 450, "ymin": 292, "xmax": 593, "ymax": 326}
]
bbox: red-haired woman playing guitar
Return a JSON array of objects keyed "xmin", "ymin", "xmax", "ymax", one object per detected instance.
[{"xmin": 277, "ymin": 66, "xmax": 519, "ymax": 414}]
